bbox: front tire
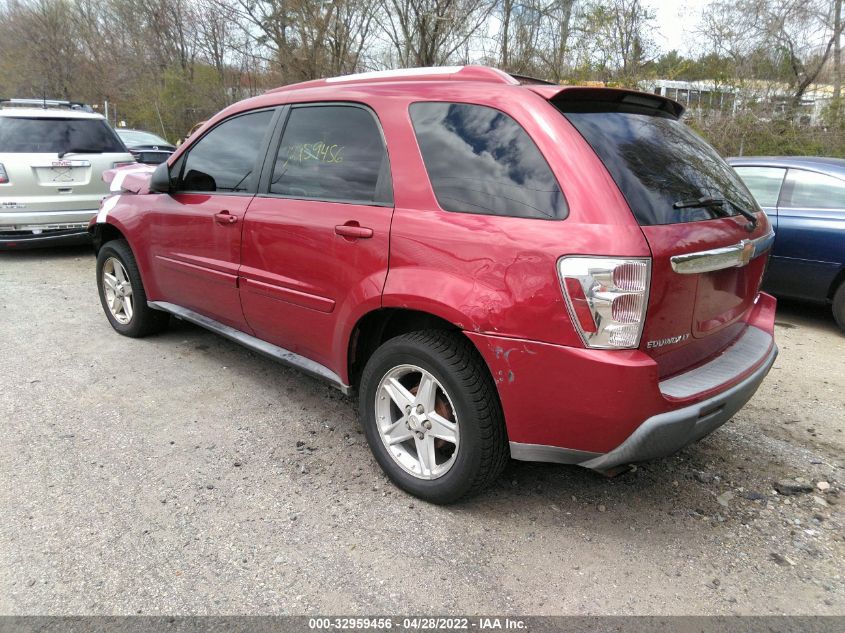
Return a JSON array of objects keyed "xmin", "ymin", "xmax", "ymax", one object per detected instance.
[
  {"xmin": 833, "ymin": 281, "xmax": 845, "ymax": 333},
  {"xmin": 96, "ymin": 239, "xmax": 169, "ymax": 337},
  {"xmin": 359, "ymin": 330, "xmax": 508, "ymax": 504}
]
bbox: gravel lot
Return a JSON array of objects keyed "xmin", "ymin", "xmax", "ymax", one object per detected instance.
[{"xmin": 1, "ymin": 246, "xmax": 843, "ymax": 615}]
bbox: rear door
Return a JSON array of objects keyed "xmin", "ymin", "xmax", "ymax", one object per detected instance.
[
  {"xmin": 146, "ymin": 108, "xmax": 277, "ymax": 331},
  {"xmin": 768, "ymin": 168, "xmax": 845, "ymax": 301},
  {"xmin": 555, "ymin": 94, "xmax": 774, "ymax": 378},
  {"xmin": 240, "ymin": 103, "xmax": 394, "ymax": 371}
]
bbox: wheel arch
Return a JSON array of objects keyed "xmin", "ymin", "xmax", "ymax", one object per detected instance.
[
  {"xmin": 827, "ymin": 264, "xmax": 845, "ymax": 301},
  {"xmin": 347, "ymin": 307, "xmax": 487, "ymax": 390},
  {"xmin": 90, "ymin": 221, "xmax": 127, "ymax": 254}
]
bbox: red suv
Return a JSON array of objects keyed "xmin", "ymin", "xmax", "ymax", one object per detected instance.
[{"xmin": 90, "ymin": 66, "xmax": 777, "ymax": 503}]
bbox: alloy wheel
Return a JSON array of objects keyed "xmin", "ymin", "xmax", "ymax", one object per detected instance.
[
  {"xmin": 374, "ymin": 364, "xmax": 460, "ymax": 479},
  {"xmin": 102, "ymin": 257, "xmax": 134, "ymax": 325}
]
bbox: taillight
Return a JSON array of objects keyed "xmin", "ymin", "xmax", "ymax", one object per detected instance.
[
  {"xmin": 112, "ymin": 161, "xmax": 136, "ymax": 168},
  {"xmin": 0, "ymin": 163, "xmax": 8, "ymax": 184},
  {"xmin": 558, "ymin": 257, "xmax": 651, "ymax": 349}
]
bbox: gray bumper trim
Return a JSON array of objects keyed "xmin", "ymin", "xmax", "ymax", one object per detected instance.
[
  {"xmin": 510, "ymin": 442, "xmax": 600, "ymax": 464},
  {"xmin": 508, "ymin": 343, "xmax": 777, "ymax": 472},
  {"xmin": 659, "ymin": 326, "xmax": 772, "ymax": 399},
  {"xmin": 580, "ymin": 344, "xmax": 777, "ymax": 471}
]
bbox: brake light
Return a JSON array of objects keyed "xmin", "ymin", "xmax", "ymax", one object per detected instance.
[
  {"xmin": 112, "ymin": 161, "xmax": 136, "ymax": 168},
  {"xmin": 0, "ymin": 163, "xmax": 8, "ymax": 184},
  {"xmin": 558, "ymin": 257, "xmax": 651, "ymax": 349}
]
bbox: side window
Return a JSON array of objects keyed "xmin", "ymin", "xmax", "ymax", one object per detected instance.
[
  {"xmin": 782, "ymin": 169, "xmax": 845, "ymax": 210},
  {"xmin": 732, "ymin": 166, "xmax": 786, "ymax": 208},
  {"xmin": 270, "ymin": 105, "xmax": 392, "ymax": 204},
  {"xmin": 409, "ymin": 102, "xmax": 567, "ymax": 219},
  {"xmin": 177, "ymin": 110, "xmax": 274, "ymax": 193}
]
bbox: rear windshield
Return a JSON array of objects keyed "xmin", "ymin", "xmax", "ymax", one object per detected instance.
[
  {"xmin": 559, "ymin": 109, "xmax": 758, "ymax": 225},
  {"xmin": 0, "ymin": 117, "xmax": 125, "ymax": 154},
  {"xmin": 117, "ymin": 129, "xmax": 169, "ymax": 146}
]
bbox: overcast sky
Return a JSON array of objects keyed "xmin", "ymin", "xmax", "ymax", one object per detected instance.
[{"xmin": 647, "ymin": 0, "xmax": 711, "ymax": 55}]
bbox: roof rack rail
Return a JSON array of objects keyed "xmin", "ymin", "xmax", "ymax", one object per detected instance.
[
  {"xmin": 267, "ymin": 65, "xmax": 520, "ymax": 93},
  {"xmin": 0, "ymin": 98, "xmax": 94, "ymax": 113}
]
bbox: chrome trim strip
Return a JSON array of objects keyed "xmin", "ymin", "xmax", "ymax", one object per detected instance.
[
  {"xmin": 659, "ymin": 326, "xmax": 773, "ymax": 399},
  {"xmin": 670, "ymin": 230, "xmax": 775, "ymax": 274},
  {"xmin": 148, "ymin": 301, "xmax": 352, "ymax": 395},
  {"xmin": 509, "ymin": 442, "xmax": 600, "ymax": 464}
]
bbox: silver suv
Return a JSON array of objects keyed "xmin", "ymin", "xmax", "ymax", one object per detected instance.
[{"xmin": 0, "ymin": 99, "xmax": 135, "ymax": 248}]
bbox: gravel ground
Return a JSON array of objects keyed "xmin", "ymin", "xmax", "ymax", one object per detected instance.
[{"xmin": 0, "ymin": 246, "xmax": 843, "ymax": 615}]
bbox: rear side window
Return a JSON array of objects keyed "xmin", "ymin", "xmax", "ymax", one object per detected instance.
[
  {"xmin": 178, "ymin": 110, "xmax": 274, "ymax": 193},
  {"xmin": 410, "ymin": 102, "xmax": 566, "ymax": 219},
  {"xmin": 0, "ymin": 117, "xmax": 124, "ymax": 153},
  {"xmin": 560, "ymin": 109, "xmax": 758, "ymax": 225},
  {"xmin": 270, "ymin": 105, "xmax": 392, "ymax": 205},
  {"xmin": 782, "ymin": 169, "xmax": 845, "ymax": 210},
  {"xmin": 732, "ymin": 166, "xmax": 786, "ymax": 207}
]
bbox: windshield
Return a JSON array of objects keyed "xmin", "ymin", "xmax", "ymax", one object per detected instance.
[
  {"xmin": 559, "ymin": 109, "xmax": 758, "ymax": 226},
  {"xmin": 0, "ymin": 116, "xmax": 125, "ymax": 154},
  {"xmin": 117, "ymin": 129, "xmax": 169, "ymax": 146}
]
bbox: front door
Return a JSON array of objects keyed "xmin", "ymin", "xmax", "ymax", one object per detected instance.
[
  {"xmin": 147, "ymin": 108, "xmax": 277, "ymax": 331},
  {"xmin": 240, "ymin": 103, "xmax": 394, "ymax": 373}
]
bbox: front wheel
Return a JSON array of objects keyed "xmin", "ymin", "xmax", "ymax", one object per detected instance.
[
  {"xmin": 96, "ymin": 239, "xmax": 169, "ymax": 337},
  {"xmin": 359, "ymin": 330, "xmax": 508, "ymax": 504}
]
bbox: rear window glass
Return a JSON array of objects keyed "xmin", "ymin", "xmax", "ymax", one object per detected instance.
[
  {"xmin": 270, "ymin": 105, "xmax": 392, "ymax": 204},
  {"xmin": 732, "ymin": 166, "xmax": 786, "ymax": 208},
  {"xmin": 116, "ymin": 130, "xmax": 169, "ymax": 146},
  {"xmin": 559, "ymin": 109, "xmax": 758, "ymax": 225},
  {"xmin": 0, "ymin": 117, "xmax": 125, "ymax": 153},
  {"xmin": 410, "ymin": 102, "xmax": 567, "ymax": 220},
  {"xmin": 782, "ymin": 169, "xmax": 845, "ymax": 210}
]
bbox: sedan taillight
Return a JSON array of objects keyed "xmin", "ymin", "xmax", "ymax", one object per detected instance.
[
  {"xmin": 558, "ymin": 257, "xmax": 651, "ymax": 349},
  {"xmin": 0, "ymin": 163, "xmax": 8, "ymax": 184}
]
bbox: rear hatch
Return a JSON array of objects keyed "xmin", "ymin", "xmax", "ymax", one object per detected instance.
[
  {"xmin": 0, "ymin": 115, "xmax": 133, "ymax": 215},
  {"xmin": 552, "ymin": 90, "xmax": 773, "ymax": 379}
]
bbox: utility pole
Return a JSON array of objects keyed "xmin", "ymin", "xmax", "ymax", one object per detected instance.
[{"xmin": 834, "ymin": 0, "xmax": 842, "ymax": 120}]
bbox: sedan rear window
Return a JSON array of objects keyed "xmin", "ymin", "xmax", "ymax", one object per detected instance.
[
  {"xmin": 0, "ymin": 117, "xmax": 125, "ymax": 154},
  {"xmin": 559, "ymin": 109, "xmax": 758, "ymax": 226}
]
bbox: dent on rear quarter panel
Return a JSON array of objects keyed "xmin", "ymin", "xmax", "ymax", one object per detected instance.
[{"xmin": 379, "ymin": 86, "xmax": 649, "ymax": 348}]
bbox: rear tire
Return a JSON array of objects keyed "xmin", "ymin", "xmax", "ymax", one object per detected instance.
[
  {"xmin": 833, "ymin": 282, "xmax": 845, "ymax": 333},
  {"xmin": 359, "ymin": 330, "xmax": 508, "ymax": 504},
  {"xmin": 96, "ymin": 239, "xmax": 169, "ymax": 337}
]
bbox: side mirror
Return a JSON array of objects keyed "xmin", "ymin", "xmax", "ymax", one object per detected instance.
[{"xmin": 149, "ymin": 161, "xmax": 171, "ymax": 194}]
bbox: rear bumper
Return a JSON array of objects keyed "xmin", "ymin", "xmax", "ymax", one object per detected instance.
[
  {"xmin": 467, "ymin": 292, "xmax": 777, "ymax": 469},
  {"xmin": 0, "ymin": 209, "xmax": 97, "ymax": 248},
  {"xmin": 0, "ymin": 208, "xmax": 98, "ymax": 227},
  {"xmin": 0, "ymin": 228, "xmax": 92, "ymax": 248},
  {"xmin": 512, "ymin": 343, "xmax": 776, "ymax": 471}
]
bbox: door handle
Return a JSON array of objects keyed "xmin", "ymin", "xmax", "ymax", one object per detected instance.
[
  {"xmin": 214, "ymin": 210, "xmax": 238, "ymax": 225},
  {"xmin": 335, "ymin": 223, "xmax": 373, "ymax": 239}
]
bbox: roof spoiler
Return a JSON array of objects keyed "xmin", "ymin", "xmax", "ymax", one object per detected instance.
[{"xmin": 547, "ymin": 87, "xmax": 685, "ymax": 119}]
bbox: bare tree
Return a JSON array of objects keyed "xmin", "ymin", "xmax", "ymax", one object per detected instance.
[{"xmin": 378, "ymin": 0, "xmax": 494, "ymax": 67}]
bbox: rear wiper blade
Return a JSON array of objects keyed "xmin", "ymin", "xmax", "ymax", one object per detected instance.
[
  {"xmin": 673, "ymin": 195, "xmax": 758, "ymax": 230},
  {"xmin": 673, "ymin": 195, "xmax": 725, "ymax": 209},
  {"xmin": 730, "ymin": 205, "xmax": 758, "ymax": 230},
  {"xmin": 57, "ymin": 148, "xmax": 104, "ymax": 158}
]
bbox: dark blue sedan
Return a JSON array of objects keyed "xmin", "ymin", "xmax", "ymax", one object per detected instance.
[{"xmin": 729, "ymin": 156, "xmax": 845, "ymax": 331}]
